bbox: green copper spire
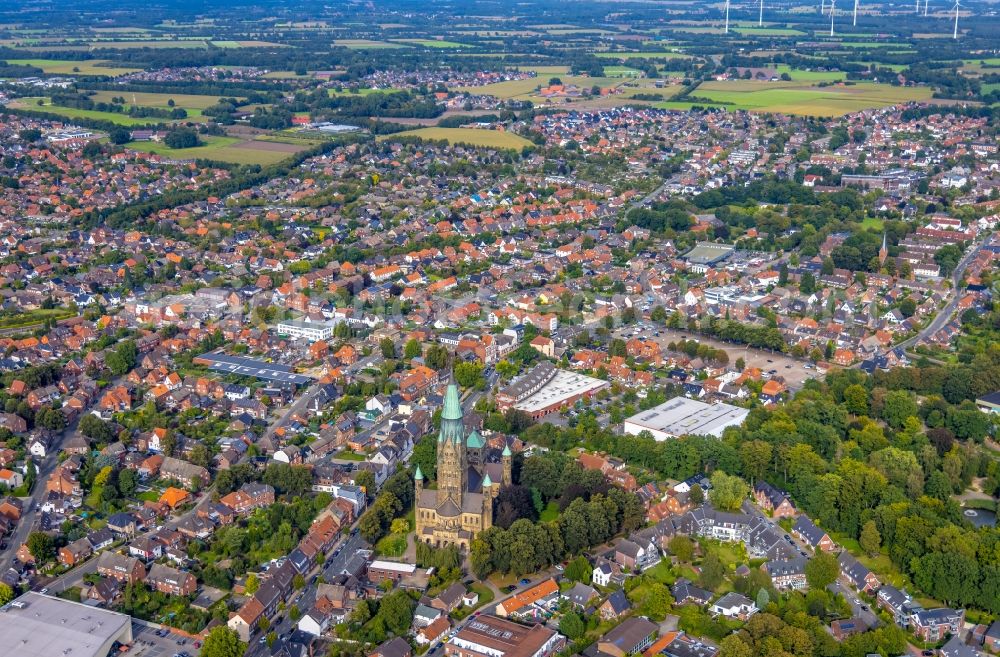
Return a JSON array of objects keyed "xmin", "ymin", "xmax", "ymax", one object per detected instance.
[
  {"xmin": 502, "ymin": 443, "xmax": 512, "ymax": 457},
  {"xmin": 483, "ymin": 472, "xmax": 493, "ymax": 487},
  {"xmin": 414, "ymin": 465, "xmax": 424, "ymax": 480},
  {"xmin": 466, "ymin": 430, "xmax": 484, "ymax": 449},
  {"xmin": 442, "ymin": 384, "xmax": 462, "ymax": 421},
  {"xmin": 438, "ymin": 383, "xmax": 465, "ymax": 443}
]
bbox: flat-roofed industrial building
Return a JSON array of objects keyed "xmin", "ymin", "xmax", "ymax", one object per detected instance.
[
  {"xmin": 623, "ymin": 397, "xmax": 749, "ymax": 441},
  {"xmin": 0, "ymin": 591, "xmax": 133, "ymax": 657}
]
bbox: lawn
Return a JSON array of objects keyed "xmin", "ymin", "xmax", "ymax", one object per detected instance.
[
  {"xmin": 127, "ymin": 135, "xmax": 299, "ymax": 165},
  {"xmin": 539, "ymin": 501, "xmax": 559, "ymax": 522},
  {"xmin": 379, "ymin": 127, "xmax": 533, "ymax": 150},
  {"xmin": 375, "ymin": 532, "xmax": 408, "ymax": 557},
  {"xmin": 6, "ymin": 58, "xmax": 141, "ymax": 76},
  {"xmin": 452, "ymin": 582, "xmax": 495, "ymax": 620},
  {"xmin": 860, "ymin": 216, "xmax": 885, "ymax": 230},
  {"xmin": 334, "ymin": 450, "xmax": 367, "ymax": 461},
  {"xmin": 10, "ymin": 97, "xmax": 176, "ymax": 125},
  {"xmin": 690, "ymin": 81, "xmax": 931, "ymax": 116},
  {"xmin": 84, "ymin": 90, "xmax": 240, "ymax": 110}
]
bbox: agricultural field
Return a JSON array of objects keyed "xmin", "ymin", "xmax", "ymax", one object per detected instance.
[
  {"xmin": 378, "ymin": 127, "xmax": 532, "ymax": 150},
  {"xmin": 733, "ymin": 26, "xmax": 807, "ymax": 36},
  {"xmin": 774, "ymin": 65, "xmax": 848, "ymax": 82},
  {"xmin": 596, "ymin": 51, "xmax": 690, "ymax": 60},
  {"xmin": 127, "ymin": 135, "xmax": 305, "ymax": 165},
  {"xmin": 5, "ymin": 58, "xmax": 141, "ymax": 76},
  {"xmin": 603, "ymin": 66, "xmax": 643, "ymax": 78},
  {"xmin": 86, "ymin": 39, "xmax": 211, "ymax": 48},
  {"xmin": 84, "ymin": 90, "xmax": 238, "ymax": 110},
  {"xmin": 691, "ymin": 80, "xmax": 932, "ymax": 116},
  {"xmin": 333, "ymin": 39, "xmax": 408, "ymax": 49},
  {"xmin": 209, "ymin": 40, "xmax": 287, "ymax": 48},
  {"xmin": 9, "ymin": 97, "xmax": 168, "ymax": 125},
  {"xmin": 393, "ymin": 38, "xmax": 470, "ymax": 48}
]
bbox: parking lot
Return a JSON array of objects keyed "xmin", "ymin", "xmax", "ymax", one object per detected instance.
[
  {"xmin": 129, "ymin": 622, "xmax": 197, "ymax": 657},
  {"xmin": 614, "ymin": 326, "xmax": 820, "ymax": 391}
]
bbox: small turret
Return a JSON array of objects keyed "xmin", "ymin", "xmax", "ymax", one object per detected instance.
[{"xmin": 502, "ymin": 443, "xmax": 512, "ymax": 486}]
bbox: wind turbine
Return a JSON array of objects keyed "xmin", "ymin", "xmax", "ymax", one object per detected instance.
[
  {"xmin": 724, "ymin": 0, "xmax": 730, "ymax": 34},
  {"xmin": 853, "ymin": 0, "xmax": 859, "ymax": 26},
  {"xmin": 821, "ymin": 0, "xmax": 826, "ymax": 15},
  {"xmin": 830, "ymin": 0, "xmax": 836, "ymax": 35},
  {"xmin": 759, "ymin": 0, "xmax": 764, "ymax": 27},
  {"xmin": 924, "ymin": 0, "xmax": 929, "ymax": 17},
  {"xmin": 952, "ymin": 0, "xmax": 960, "ymax": 38}
]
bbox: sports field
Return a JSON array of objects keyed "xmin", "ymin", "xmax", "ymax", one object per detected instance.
[
  {"xmin": 378, "ymin": 127, "xmax": 532, "ymax": 150},
  {"xmin": 690, "ymin": 80, "xmax": 931, "ymax": 116},
  {"xmin": 6, "ymin": 58, "xmax": 141, "ymax": 76},
  {"xmin": 127, "ymin": 135, "xmax": 303, "ymax": 165}
]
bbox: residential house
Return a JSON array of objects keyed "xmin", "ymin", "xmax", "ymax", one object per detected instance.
[
  {"xmin": 838, "ymin": 551, "xmax": 879, "ymax": 593},
  {"xmin": 96, "ymin": 551, "xmax": 146, "ymax": 584},
  {"xmin": 146, "ymin": 563, "xmax": 197, "ymax": 596},
  {"xmin": 792, "ymin": 516, "xmax": 836, "ymax": 552},
  {"xmin": 599, "ymin": 589, "xmax": 632, "ymax": 621},
  {"xmin": 709, "ymin": 592, "xmax": 758, "ymax": 620}
]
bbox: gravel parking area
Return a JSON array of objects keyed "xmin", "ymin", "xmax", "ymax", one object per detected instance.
[{"xmin": 615, "ymin": 326, "xmax": 820, "ymax": 391}]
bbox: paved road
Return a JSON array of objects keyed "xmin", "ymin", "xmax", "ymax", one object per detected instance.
[
  {"xmin": 0, "ymin": 409, "xmax": 90, "ymax": 571},
  {"xmin": 828, "ymin": 581, "xmax": 880, "ymax": 628},
  {"xmin": 894, "ymin": 236, "xmax": 988, "ymax": 351}
]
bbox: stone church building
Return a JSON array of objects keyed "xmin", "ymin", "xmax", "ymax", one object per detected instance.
[{"xmin": 415, "ymin": 384, "xmax": 511, "ymax": 549}]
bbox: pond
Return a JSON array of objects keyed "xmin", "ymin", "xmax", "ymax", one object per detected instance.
[{"xmin": 962, "ymin": 507, "xmax": 997, "ymax": 528}]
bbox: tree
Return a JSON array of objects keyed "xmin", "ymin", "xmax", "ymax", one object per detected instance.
[
  {"xmin": 564, "ymin": 556, "xmax": 593, "ymax": 583},
  {"xmin": 708, "ymin": 471, "xmax": 749, "ymax": 511},
  {"xmin": 843, "ymin": 384, "xmax": 869, "ymax": 416},
  {"xmin": 668, "ymin": 535, "xmax": 694, "ymax": 563},
  {"xmin": 860, "ymin": 520, "xmax": 881, "ymax": 557},
  {"xmin": 719, "ymin": 635, "xmax": 753, "ymax": 657},
  {"xmin": 689, "ymin": 484, "xmax": 704, "ymax": 506},
  {"xmin": 0, "ymin": 582, "xmax": 13, "ymax": 606},
  {"xmin": 739, "ymin": 440, "xmax": 772, "ymax": 485},
  {"xmin": 698, "ymin": 551, "xmax": 725, "ymax": 591},
  {"xmin": 559, "ymin": 611, "xmax": 585, "ymax": 639},
  {"xmin": 454, "ymin": 362, "xmax": 484, "ymax": 389},
  {"xmin": 882, "ymin": 390, "xmax": 918, "ymax": 429},
  {"xmin": 404, "ymin": 339, "xmax": 422, "ymax": 360},
  {"xmin": 800, "ymin": 271, "xmax": 816, "ymax": 295},
  {"xmin": 164, "ymin": 127, "xmax": 200, "ymax": 149},
  {"xmin": 27, "ymin": 531, "xmax": 55, "ymax": 563},
  {"xmin": 117, "ymin": 469, "xmax": 138, "ymax": 498},
  {"xmin": 805, "ymin": 550, "xmax": 839, "ymax": 589},
  {"xmin": 245, "ymin": 573, "xmax": 260, "ymax": 595},
  {"xmin": 354, "ymin": 470, "xmax": 377, "ymax": 500},
  {"xmin": 108, "ymin": 126, "xmax": 132, "ymax": 145},
  {"xmin": 379, "ymin": 337, "xmax": 396, "ymax": 359},
  {"xmin": 199, "ymin": 626, "xmax": 245, "ymax": 657}
]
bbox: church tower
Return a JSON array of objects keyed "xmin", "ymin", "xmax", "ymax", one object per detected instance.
[
  {"xmin": 879, "ymin": 233, "xmax": 888, "ymax": 265},
  {"xmin": 436, "ymin": 384, "xmax": 467, "ymax": 508}
]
